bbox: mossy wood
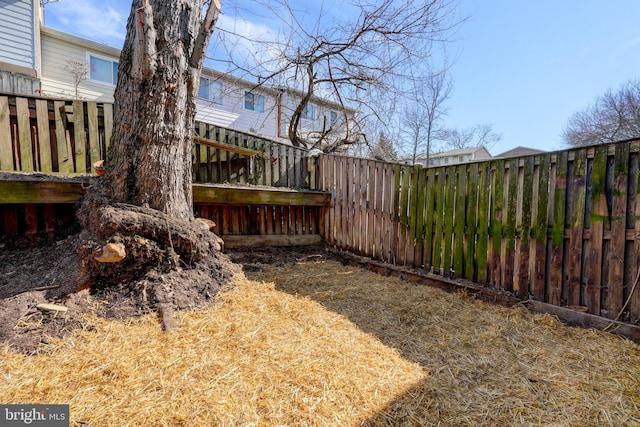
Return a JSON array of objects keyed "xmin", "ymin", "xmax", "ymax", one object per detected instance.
[
  {"xmin": 0, "ymin": 176, "xmax": 330, "ymax": 207},
  {"xmin": 549, "ymin": 151, "xmax": 568, "ymax": 305}
]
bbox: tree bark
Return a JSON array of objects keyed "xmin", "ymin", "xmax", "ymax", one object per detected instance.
[
  {"xmin": 106, "ymin": 0, "xmax": 219, "ymax": 220},
  {"xmin": 72, "ymin": 0, "xmax": 231, "ymax": 319}
]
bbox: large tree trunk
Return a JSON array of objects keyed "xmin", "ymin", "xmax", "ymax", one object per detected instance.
[
  {"xmin": 71, "ymin": 0, "xmax": 232, "ymax": 328},
  {"xmin": 107, "ymin": 0, "xmax": 218, "ymax": 219}
]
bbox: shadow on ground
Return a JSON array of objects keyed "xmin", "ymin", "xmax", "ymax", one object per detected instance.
[{"xmin": 236, "ymin": 249, "xmax": 640, "ymax": 426}]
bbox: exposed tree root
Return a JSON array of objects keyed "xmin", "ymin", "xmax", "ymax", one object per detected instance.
[{"xmin": 70, "ymin": 181, "xmax": 235, "ymax": 329}]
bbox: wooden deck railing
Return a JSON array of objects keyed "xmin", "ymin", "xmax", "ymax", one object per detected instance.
[{"xmin": 0, "ymin": 93, "xmax": 315, "ymax": 189}]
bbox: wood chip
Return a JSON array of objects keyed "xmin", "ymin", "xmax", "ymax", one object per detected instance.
[{"xmin": 36, "ymin": 303, "xmax": 68, "ymax": 312}]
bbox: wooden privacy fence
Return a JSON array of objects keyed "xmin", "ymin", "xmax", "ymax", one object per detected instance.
[
  {"xmin": 318, "ymin": 141, "xmax": 640, "ymax": 324},
  {"xmin": 0, "ymin": 93, "xmax": 315, "ymax": 189}
]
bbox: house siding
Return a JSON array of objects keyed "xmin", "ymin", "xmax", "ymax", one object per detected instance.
[
  {"xmin": 40, "ymin": 33, "xmax": 116, "ymax": 101},
  {"xmin": 195, "ymin": 83, "xmax": 278, "ymax": 139},
  {"xmin": 0, "ymin": 0, "xmax": 36, "ymax": 70}
]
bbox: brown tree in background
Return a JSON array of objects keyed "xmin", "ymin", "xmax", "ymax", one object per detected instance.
[
  {"xmin": 215, "ymin": 0, "xmax": 462, "ymax": 152},
  {"xmin": 563, "ymin": 79, "xmax": 640, "ymax": 147}
]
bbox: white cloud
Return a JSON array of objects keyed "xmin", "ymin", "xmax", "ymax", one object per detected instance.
[{"xmin": 44, "ymin": 0, "xmax": 127, "ymax": 46}]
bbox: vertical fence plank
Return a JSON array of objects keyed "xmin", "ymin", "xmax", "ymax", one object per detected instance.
[
  {"xmin": 631, "ymin": 147, "xmax": 640, "ymax": 323},
  {"xmin": 365, "ymin": 160, "xmax": 375, "ymax": 257},
  {"xmin": 465, "ymin": 163, "xmax": 479, "ymax": 282},
  {"xmin": 16, "ymin": 97, "xmax": 33, "ymax": 171},
  {"xmin": 35, "ymin": 99, "xmax": 52, "ymax": 172},
  {"xmin": 453, "ymin": 164, "xmax": 467, "ymax": 278},
  {"xmin": 103, "ymin": 103, "xmax": 113, "ymax": 153},
  {"xmin": 475, "ymin": 163, "xmax": 490, "ymax": 285},
  {"xmin": 0, "ymin": 96, "xmax": 12, "ymax": 170},
  {"xmin": 516, "ymin": 157, "xmax": 534, "ymax": 298},
  {"xmin": 502, "ymin": 158, "xmax": 518, "ymax": 292},
  {"xmin": 549, "ymin": 152, "xmax": 568, "ymax": 305},
  {"xmin": 422, "ymin": 167, "xmax": 436, "ymax": 270},
  {"xmin": 443, "ymin": 166, "xmax": 456, "ymax": 276},
  {"xmin": 584, "ymin": 145, "xmax": 607, "ymax": 315},
  {"xmin": 432, "ymin": 168, "xmax": 445, "ymax": 273},
  {"xmin": 531, "ymin": 154, "xmax": 550, "ymax": 300},
  {"xmin": 489, "ymin": 160, "xmax": 504, "ymax": 289},
  {"xmin": 87, "ymin": 102, "xmax": 100, "ymax": 168},
  {"xmin": 352, "ymin": 158, "xmax": 361, "ymax": 251},
  {"xmin": 53, "ymin": 101, "xmax": 70, "ymax": 173},
  {"xmin": 606, "ymin": 143, "xmax": 629, "ymax": 319},
  {"xmin": 389, "ymin": 163, "xmax": 400, "ymax": 264},
  {"xmin": 72, "ymin": 101, "xmax": 86, "ymax": 173},
  {"xmin": 413, "ymin": 166, "xmax": 427, "ymax": 267},
  {"xmin": 381, "ymin": 161, "xmax": 390, "ymax": 260},
  {"xmin": 565, "ymin": 149, "xmax": 587, "ymax": 306},
  {"xmin": 362, "ymin": 159, "xmax": 372, "ymax": 255}
]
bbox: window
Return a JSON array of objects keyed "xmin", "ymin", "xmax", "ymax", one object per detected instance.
[
  {"xmin": 89, "ymin": 54, "xmax": 118, "ymax": 85},
  {"xmin": 244, "ymin": 91, "xmax": 265, "ymax": 112},
  {"xmin": 444, "ymin": 157, "xmax": 449, "ymax": 164},
  {"xmin": 198, "ymin": 77, "xmax": 222, "ymax": 103},
  {"xmin": 458, "ymin": 156, "xmax": 464, "ymax": 163},
  {"xmin": 301, "ymin": 103, "xmax": 317, "ymax": 120},
  {"xmin": 329, "ymin": 110, "xmax": 338, "ymax": 124}
]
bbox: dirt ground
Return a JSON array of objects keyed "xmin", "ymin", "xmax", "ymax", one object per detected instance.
[{"xmin": 0, "ymin": 233, "xmax": 245, "ymax": 354}]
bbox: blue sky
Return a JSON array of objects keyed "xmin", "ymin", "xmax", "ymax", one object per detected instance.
[{"xmin": 43, "ymin": 0, "xmax": 640, "ymax": 155}]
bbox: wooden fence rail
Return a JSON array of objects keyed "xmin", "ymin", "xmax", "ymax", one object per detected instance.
[
  {"xmin": 0, "ymin": 174, "xmax": 328, "ymax": 249},
  {"xmin": 0, "ymin": 94, "xmax": 314, "ymax": 189},
  {"xmin": 318, "ymin": 141, "xmax": 640, "ymax": 324}
]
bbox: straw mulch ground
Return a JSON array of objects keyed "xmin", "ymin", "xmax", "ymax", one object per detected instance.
[{"xmin": 1, "ymin": 253, "xmax": 639, "ymax": 426}]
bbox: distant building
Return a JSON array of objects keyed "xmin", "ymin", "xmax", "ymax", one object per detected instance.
[
  {"xmin": 495, "ymin": 146, "xmax": 547, "ymax": 158},
  {"xmin": 401, "ymin": 146, "xmax": 492, "ymax": 168}
]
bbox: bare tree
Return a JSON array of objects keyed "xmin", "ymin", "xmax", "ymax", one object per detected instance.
[
  {"xmin": 63, "ymin": 59, "xmax": 88, "ymax": 99},
  {"xmin": 562, "ymin": 79, "xmax": 640, "ymax": 147},
  {"xmin": 211, "ymin": 0, "xmax": 462, "ymax": 151},
  {"xmin": 441, "ymin": 123, "xmax": 501, "ymax": 151},
  {"xmin": 400, "ymin": 66, "xmax": 451, "ymax": 165}
]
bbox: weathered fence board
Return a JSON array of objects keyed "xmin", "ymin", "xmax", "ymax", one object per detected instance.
[
  {"xmin": 0, "ymin": 93, "xmax": 315, "ymax": 189},
  {"xmin": 319, "ymin": 141, "xmax": 640, "ymax": 325}
]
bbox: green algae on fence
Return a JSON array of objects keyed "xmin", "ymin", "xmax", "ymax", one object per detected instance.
[
  {"xmin": 585, "ymin": 144, "xmax": 607, "ymax": 315},
  {"xmin": 443, "ymin": 166, "xmax": 456, "ymax": 276},
  {"xmin": 475, "ymin": 163, "xmax": 490, "ymax": 285},
  {"xmin": 548, "ymin": 151, "xmax": 568, "ymax": 305},
  {"xmin": 516, "ymin": 156, "xmax": 534, "ymax": 299},
  {"xmin": 503, "ymin": 158, "xmax": 518, "ymax": 292},
  {"xmin": 531, "ymin": 153, "xmax": 551, "ymax": 301},
  {"xmin": 607, "ymin": 143, "xmax": 629, "ymax": 319},
  {"xmin": 489, "ymin": 160, "xmax": 505, "ymax": 289},
  {"xmin": 464, "ymin": 163, "xmax": 479, "ymax": 282},
  {"xmin": 453, "ymin": 164, "xmax": 467, "ymax": 279},
  {"xmin": 422, "ymin": 167, "xmax": 436, "ymax": 269},
  {"xmin": 565, "ymin": 148, "xmax": 587, "ymax": 307}
]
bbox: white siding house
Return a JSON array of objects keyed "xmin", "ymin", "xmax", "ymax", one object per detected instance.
[
  {"xmin": 402, "ymin": 146, "xmax": 492, "ymax": 168},
  {"xmin": 0, "ymin": 0, "xmax": 355, "ymax": 146},
  {"xmin": 195, "ymin": 72, "xmax": 279, "ymax": 138},
  {"xmin": 40, "ymin": 27, "xmax": 121, "ymax": 101},
  {"xmin": 0, "ymin": 0, "xmax": 38, "ymax": 72},
  {"xmin": 0, "ymin": 0, "xmax": 41, "ymax": 94}
]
